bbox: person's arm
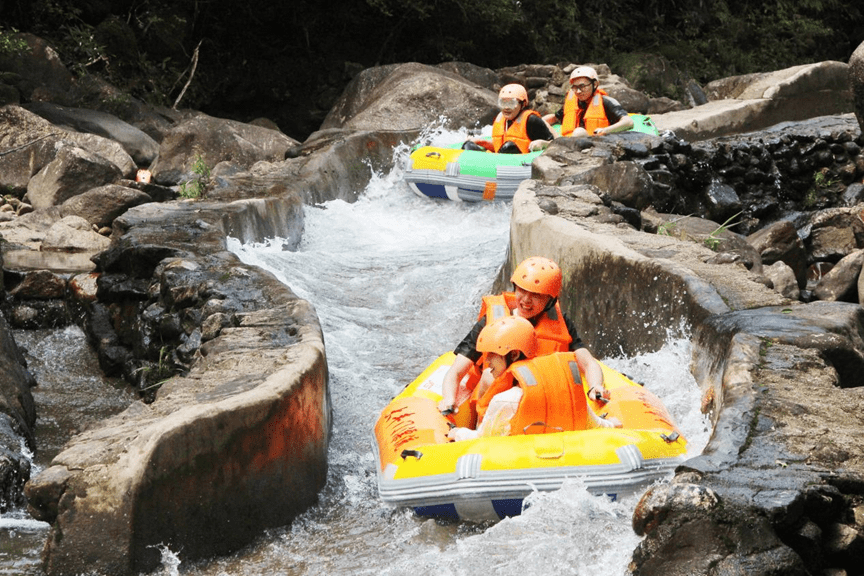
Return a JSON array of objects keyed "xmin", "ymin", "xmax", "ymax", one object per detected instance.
[
  {"xmin": 438, "ymin": 353, "xmax": 474, "ymax": 413},
  {"xmin": 526, "ymin": 114, "xmax": 555, "ymax": 151},
  {"xmin": 594, "ymin": 97, "xmax": 634, "ymax": 136},
  {"xmin": 574, "ymin": 347, "xmax": 607, "ymax": 400}
]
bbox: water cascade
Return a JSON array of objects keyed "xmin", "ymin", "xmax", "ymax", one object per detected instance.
[{"xmin": 2, "ymin": 134, "xmax": 710, "ymax": 575}]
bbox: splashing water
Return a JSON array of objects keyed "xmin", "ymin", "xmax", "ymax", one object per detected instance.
[
  {"xmin": 1, "ymin": 128, "xmax": 709, "ymax": 576},
  {"xmin": 182, "ymin": 130, "xmax": 712, "ymax": 576}
]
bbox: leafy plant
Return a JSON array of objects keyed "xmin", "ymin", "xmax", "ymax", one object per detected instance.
[
  {"xmin": 178, "ymin": 154, "xmax": 211, "ymax": 199},
  {"xmin": 0, "ymin": 28, "xmax": 30, "ymax": 58},
  {"xmin": 804, "ymin": 169, "xmax": 839, "ymax": 207},
  {"xmin": 703, "ymin": 212, "xmax": 742, "ymax": 251},
  {"xmin": 657, "ymin": 222, "xmax": 677, "ymax": 236}
]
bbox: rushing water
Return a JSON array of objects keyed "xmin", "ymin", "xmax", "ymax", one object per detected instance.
[
  {"xmin": 1, "ymin": 326, "xmax": 138, "ymax": 575},
  {"xmin": 1, "ymin": 130, "xmax": 710, "ymax": 576}
]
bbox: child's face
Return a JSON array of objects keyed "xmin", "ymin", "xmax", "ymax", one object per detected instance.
[{"xmin": 485, "ymin": 352, "xmax": 509, "ymax": 378}]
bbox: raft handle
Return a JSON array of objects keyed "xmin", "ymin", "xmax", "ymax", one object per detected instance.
[
  {"xmin": 401, "ymin": 449, "xmax": 423, "ymax": 460},
  {"xmin": 425, "ymin": 151, "xmax": 441, "ymax": 159},
  {"xmin": 661, "ymin": 432, "xmax": 680, "ymax": 443}
]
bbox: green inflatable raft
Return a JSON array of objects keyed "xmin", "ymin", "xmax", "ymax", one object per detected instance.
[{"xmin": 405, "ymin": 114, "xmax": 659, "ymax": 202}]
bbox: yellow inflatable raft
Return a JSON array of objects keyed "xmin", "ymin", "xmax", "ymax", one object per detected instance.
[{"xmin": 372, "ymin": 352, "xmax": 687, "ymax": 521}]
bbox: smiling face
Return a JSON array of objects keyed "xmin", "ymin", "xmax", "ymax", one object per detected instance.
[
  {"xmin": 484, "ymin": 351, "xmax": 510, "ymax": 378},
  {"xmin": 498, "ymin": 97, "xmax": 522, "ymax": 121},
  {"xmin": 513, "ymin": 285, "xmax": 552, "ymax": 319}
]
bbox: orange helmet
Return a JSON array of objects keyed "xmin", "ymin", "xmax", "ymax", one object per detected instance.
[
  {"xmin": 498, "ymin": 83, "xmax": 529, "ymax": 105},
  {"xmin": 476, "ymin": 316, "xmax": 538, "ymax": 358},
  {"xmin": 510, "ymin": 256, "xmax": 562, "ymax": 298}
]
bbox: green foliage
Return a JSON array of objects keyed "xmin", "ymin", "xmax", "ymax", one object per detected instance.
[
  {"xmin": 657, "ymin": 222, "xmax": 677, "ymax": 236},
  {"xmin": 703, "ymin": 212, "xmax": 742, "ymax": 251},
  {"xmin": 178, "ymin": 154, "xmax": 211, "ymax": 199},
  {"xmin": 804, "ymin": 168, "xmax": 840, "ymax": 207},
  {"xmin": 2, "ymin": 0, "xmax": 861, "ymax": 138},
  {"xmin": 0, "ymin": 27, "xmax": 29, "ymax": 58}
]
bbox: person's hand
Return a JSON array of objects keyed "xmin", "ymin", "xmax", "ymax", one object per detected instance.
[
  {"xmin": 588, "ymin": 387, "xmax": 610, "ymax": 402},
  {"xmin": 447, "ymin": 427, "xmax": 479, "ymax": 441},
  {"xmin": 437, "ymin": 399, "xmax": 457, "ymax": 414},
  {"xmin": 594, "ymin": 127, "xmax": 606, "ymax": 136},
  {"xmin": 528, "ymin": 140, "xmax": 548, "ymax": 152}
]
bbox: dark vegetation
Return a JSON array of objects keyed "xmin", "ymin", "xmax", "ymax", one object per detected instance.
[{"xmin": 1, "ymin": 0, "xmax": 862, "ymax": 140}]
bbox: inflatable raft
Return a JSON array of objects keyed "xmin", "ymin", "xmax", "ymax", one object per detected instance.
[
  {"xmin": 372, "ymin": 351, "xmax": 687, "ymax": 522},
  {"xmin": 404, "ymin": 114, "xmax": 659, "ymax": 202}
]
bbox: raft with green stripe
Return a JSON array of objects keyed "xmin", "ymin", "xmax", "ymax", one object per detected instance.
[{"xmin": 405, "ymin": 114, "xmax": 659, "ymax": 202}]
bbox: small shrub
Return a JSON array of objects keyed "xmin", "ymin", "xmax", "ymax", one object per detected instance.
[
  {"xmin": 178, "ymin": 154, "xmax": 211, "ymax": 199},
  {"xmin": 0, "ymin": 28, "xmax": 29, "ymax": 58}
]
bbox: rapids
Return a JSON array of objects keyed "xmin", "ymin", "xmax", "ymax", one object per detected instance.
[{"xmin": 1, "ymin": 130, "xmax": 710, "ymax": 575}]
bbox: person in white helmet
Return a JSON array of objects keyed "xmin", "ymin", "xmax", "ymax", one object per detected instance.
[
  {"xmin": 543, "ymin": 66, "xmax": 634, "ymax": 137},
  {"xmin": 463, "ymin": 83, "xmax": 555, "ymax": 154}
]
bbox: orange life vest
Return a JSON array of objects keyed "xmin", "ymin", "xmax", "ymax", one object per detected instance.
[
  {"xmin": 491, "ymin": 109, "xmax": 540, "ymax": 153},
  {"xmin": 475, "ymin": 352, "xmax": 592, "ymax": 434},
  {"xmin": 464, "ymin": 293, "xmax": 572, "ymax": 407},
  {"xmin": 561, "ymin": 88, "xmax": 609, "ymax": 137},
  {"xmin": 478, "ymin": 293, "xmax": 572, "ymax": 356}
]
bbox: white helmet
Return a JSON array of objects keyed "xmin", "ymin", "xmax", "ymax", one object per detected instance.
[{"xmin": 569, "ymin": 66, "xmax": 599, "ymax": 84}]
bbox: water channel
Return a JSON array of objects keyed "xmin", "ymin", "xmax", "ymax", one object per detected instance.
[{"xmin": 1, "ymin": 132, "xmax": 710, "ymax": 575}]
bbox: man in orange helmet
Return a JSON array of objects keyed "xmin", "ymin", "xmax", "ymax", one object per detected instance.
[
  {"xmin": 463, "ymin": 83, "xmax": 555, "ymax": 154},
  {"xmin": 438, "ymin": 256, "xmax": 606, "ymax": 415},
  {"xmin": 543, "ymin": 66, "xmax": 634, "ymax": 137}
]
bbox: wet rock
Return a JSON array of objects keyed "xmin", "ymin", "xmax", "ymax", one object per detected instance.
[
  {"xmin": 41, "ymin": 215, "xmax": 111, "ymax": 253},
  {"xmin": 580, "ymin": 160, "xmax": 657, "ymax": 211},
  {"xmin": 823, "ymin": 522, "xmax": 864, "ymax": 567},
  {"xmin": 632, "ymin": 482, "xmax": 720, "ymax": 536},
  {"xmin": 703, "ymin": 179, "xmax": 742, "ymax": 223},
  {"xmin": 813, "ymin": 249, "xmax": 864, "ymax": 302},
  {"xmin": 747, "ymin": 220, "xmax": 808, "ymax": 289},
  {"xmin": 763, "ymin": 261, "xmax": 801, "ymax": 300},
  {"xmin": 7, "ymin": 269, "xmax": 66, "ymax": 299}
]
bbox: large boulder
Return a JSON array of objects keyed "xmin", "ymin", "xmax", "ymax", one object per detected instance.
[
  {"xmin": 25, "ymin": 102, "xmax": 160, "ymax": 167},
  {"xmin": 851, "ymin": 40, "xmax": 864, "ymax": 133},
  {"xmin": 149, "ymin": 114, "xmax": 300, "ymax": 186},
  {"xmin": 0, "ymin": 105, "xmax": 64, "ymax": 194},
  {"xmin": 0, "ymin": 33, "xmax": 75, "ymax": 106},
  {"xmin": 652, "ymin": 61, "xmax": 853, "ymax": 141},
  {"xmin": 23, "ymin": 142, "xmax": 123, "ymax": 210},
  {"xmin": 320, "ymin": 62, "xmax": 498, "ymax": 132}
]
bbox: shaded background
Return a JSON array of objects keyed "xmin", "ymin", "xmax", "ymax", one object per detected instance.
[{"xmin": 1, "ymin": 0, "xmax": 862, "ymax": 140}]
